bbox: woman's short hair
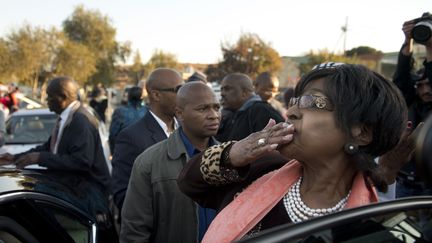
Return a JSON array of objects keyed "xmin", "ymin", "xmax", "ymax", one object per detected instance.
[
  {"xmin": 295, "ymin": 64, "xmax": 408, "ymax": 191},
  {"xmin": 128, "ymin": 86, "xmax": 143, "ymax": 102}
]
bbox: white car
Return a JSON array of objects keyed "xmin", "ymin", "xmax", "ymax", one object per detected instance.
[
  {"xmin": 0, "ymin": 108, "xmax": 112, "ymax": 173},
  {"xmin": 16, "ymin": 93, "xmax": 43, "ymax": 110}
]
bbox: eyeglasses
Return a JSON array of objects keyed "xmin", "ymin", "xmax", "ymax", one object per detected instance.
[
  {"xmin": 155, "ymin": 84, "xmax": 183, "ymax": 93},
  {"xmin": 288, "ymin": 95, "xmax": 334, "ymax": 111}
]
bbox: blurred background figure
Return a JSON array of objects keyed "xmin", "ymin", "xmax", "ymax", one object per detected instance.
[
  {"xmin": 186, "ymin": 71, "xmax": 207, "ymax": 83},
  {"xmin": 89, "ymin": 83, "xmax": 109, "ymax": 122},
  {"xmin": 216, "ymin": 73, "xmax": 284, "ymax": 142},
  {"xmin": 283, "ymin": 86, "xmax": 295, "ymax": 109},
  {"xmin": 109, "ymin": 86, "xmax": 147, "ymax": 152},
  {"xmin": 254, "ymin": 72, "xmax": 287, "ymax": 119},
  {"xmin": 0, "ymin": 105, "xmax": 5, "ymax": 148},
  {"xmin": 1, "ymin": 83, "xmax": 20, "ymax": 115},
  {"xmin": 392, "ymin": 15, "xmax": 432, "ymax": 198}
]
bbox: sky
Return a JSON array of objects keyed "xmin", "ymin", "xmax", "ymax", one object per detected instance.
[{"xmin": 0, "ymin": 0, "xmax": 431, "ymax": 64}]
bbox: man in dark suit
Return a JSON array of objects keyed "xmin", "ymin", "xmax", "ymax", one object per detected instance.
[
  {"xmin": 0, "ymin": 76, "xmax": 110, "ymax": 190},
  {"xmin": 217, "ymin": 73, "xmax": 285, "ymax": 142},
  {"xmin": 111, "ymin": 68, "xmax": 184, "ymax": 214}
]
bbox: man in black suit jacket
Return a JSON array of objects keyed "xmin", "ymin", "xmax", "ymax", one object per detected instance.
[
  {"xmin": 111, "ymin": 68, "xmax": 184, "ymax": 213},
  {"xmin": 0, "ymin": 77, "xmax": 111, "ymax": 189}
]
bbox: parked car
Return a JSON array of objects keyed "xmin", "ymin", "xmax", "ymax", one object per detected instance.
[
  {"xmin": 239, "ymin": 196, "xmax": 432, "ymax": 242},
  {"xmin": 0, "ymin": 167, "xmax": 117, "ymax": 242},
  {"xmin": 15, "ymin": 93, "xmax": 43, "ymax": 110},
  {"xmin": 0, "ymin": 108, "xmax": 112, "ymax": 173}
]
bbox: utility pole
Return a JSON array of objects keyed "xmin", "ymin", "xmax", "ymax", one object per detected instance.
[
  {"xmin": 334, "ymin": 17, "xmax": 349, "ymax": 54},
  {"xmin": 342, "ymin": 17, "xmax": 348, "ymax": 53}
]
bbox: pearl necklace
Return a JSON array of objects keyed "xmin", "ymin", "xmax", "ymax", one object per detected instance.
[{"xmin": 283, "ymin": 177, "xmax": 351, "ymax": 223}]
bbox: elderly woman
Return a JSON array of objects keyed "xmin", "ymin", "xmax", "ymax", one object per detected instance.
[{"xmin": 178, "ymin": 63, "xmax": 408, "ymax": 243}]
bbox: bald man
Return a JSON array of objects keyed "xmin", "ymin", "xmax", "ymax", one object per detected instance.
[
  {"xmin": 217, "ymin": 73, "xmax": 284, "ymax": 142},
  {"xmin": 0, "ymin": 76, "xmax": 110, "ymax": 189},
  {"xmin": 120, "ymin": 81, "xmax": 220, "ymax": 242},
  {"xmin": 111, "ymin": 68, "xmax": 184, "ymax": 215},
  {"xmin": 255, "ymin": 71, "xmax": 287, "ymax": 119}
]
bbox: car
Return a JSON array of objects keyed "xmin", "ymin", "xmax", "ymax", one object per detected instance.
[
  {"xmin": 0, "ymin": 108, "xmax": 112, "ymax": 173},
  {"xmin": 0, "ymin": 167, "xmax": 118, "ymax": 242},
  {"xmin": 209, "ymin": 82, "xmax": 221, "ymax": 102},
  {"xmin": 238, "ymin": 196, "xmax": 432, "ymax": 242},
  {"xmin": 15, "ymin": 93, "xmax": 43, "ymax": 110}
]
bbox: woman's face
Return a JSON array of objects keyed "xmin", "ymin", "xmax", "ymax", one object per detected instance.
[{"xmin": 279, "ymin": 77, "xmax": 347, "ymax": 162}]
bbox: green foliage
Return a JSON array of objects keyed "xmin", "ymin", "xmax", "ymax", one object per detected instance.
[
  {"xmin": 298, "ymin": 49, "xmax": 379, "ymax": 75},
  {"xmin": 146, "ymin": 49, "xmax": 179, "ymax": 70},
  {"xmin": 345, "ymin": 46, "xmax": 383, "ymax": 57},
  {"xmin": 63, "ymin": 5, "xmax": 116, "ymax": 56},
  {"xmin": 0, "ymin": 39, "xmax": 12, "ymax": 80},
  {"xmin": 54, "ymin": 37, "xmax": 97, "ymax": 83},
  {"xmin": 62, "ymin": 5, "xmax": 130, "ymax": 85},
  {"xmin": 3, "ymin": 25, "xmax": 58, "ymax": 93},
  {"xmin": 214, "ymin": 33, "xmax": 282, "ymax": 80},
  {"xmin": 130, "ymin": 51, "xmax": 145, "ymax": 84}
]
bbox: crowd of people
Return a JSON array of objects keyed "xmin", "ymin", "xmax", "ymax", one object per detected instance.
[{"xmin": 0, "ymin": 16, "xmax": 430, "ymax": 242}]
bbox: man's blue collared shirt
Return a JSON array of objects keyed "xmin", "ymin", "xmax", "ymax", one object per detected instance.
[{"xmin": 179, "ymin": 128, "xmax": 216, "ymax": 242}]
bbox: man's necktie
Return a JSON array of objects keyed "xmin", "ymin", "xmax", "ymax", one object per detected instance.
[{"xmin": 50, "ymin": 117, "xmax": 61, "ymax": 152}]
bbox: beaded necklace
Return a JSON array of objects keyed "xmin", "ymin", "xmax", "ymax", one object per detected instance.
[{"xmin": 283, "ymin": 177, "xmax": 351, "ymax": 223}]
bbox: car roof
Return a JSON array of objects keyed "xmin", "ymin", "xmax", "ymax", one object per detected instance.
[
  {"xmin": 10, "ymin": 108, "xmax": 55, "ymax": 117},
  {"xmin": 0, "ymin": 168, "xmax": 103, "ymax": 220}
]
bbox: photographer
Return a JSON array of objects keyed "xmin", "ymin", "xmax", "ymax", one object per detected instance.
[{"xmin": 393, "ymin": 15, "xmax": 432, "ymax": 198}]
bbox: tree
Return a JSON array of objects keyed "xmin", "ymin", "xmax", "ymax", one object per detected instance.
[
  {"xmin": 298, "ymin": 49, "xmax": 379, "ymax": 75},
  {"xmin": 130, "ymin": 50, "xmax": 145, "ymax": 84},
  {"xmin": 0, "ymin": 39, "xmax": 12, "ymax": 81},
  {"xmin": 4, "ymin": 25, "xmax": 58, "ymax": 95},
  {"xmin": 345, "ymin": 46, "xmax": 383, "ymax": 57},
  {"xmin": 216, "ymin": 33, "xmax": 282, "ymax": 80},
  {"xmin": 146, "ymin": 49, "xmax": 179, "ymax": 70},
  {"xmin": 54, "ymin": 37, "xmax": 97, "ymax": 84},
  {"xmin": 62, "ymin": 5, "xmax": 131, "ymax": 85}
]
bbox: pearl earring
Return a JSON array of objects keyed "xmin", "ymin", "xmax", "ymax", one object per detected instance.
[{"xmin": 344, "ymin": 143, "xmax": 358, "ymax": 155}]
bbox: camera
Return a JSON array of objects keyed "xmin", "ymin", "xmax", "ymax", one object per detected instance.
[
  {"xmin": 416, "ymin": 114, "xmax": 432, "ymax": 186},
  {"xmin": 412, "ymin": 12, "xmax": 432, "ymax": 43}
]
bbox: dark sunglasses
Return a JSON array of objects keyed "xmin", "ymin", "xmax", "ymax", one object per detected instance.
[
  {"xmin": 288, "ymin": 95, "xmax": 334, "ymax": 111},
  {"xmin": 156, "ymin": 84, "xmax": 183, "ymax": 93}
]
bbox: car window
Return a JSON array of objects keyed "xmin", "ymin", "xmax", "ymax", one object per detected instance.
[
  {"xmin": 46, "ymin": 206, "xmax": 91, "ymax": 243},
  {"xmin": 0, "ymin": 196, "xmax": 94, "ymax": 243},
  {"xmin": 5, "ymin": 114, "xmax": 57, "ymax": 144},
  {"xmin": 240, "ymin": 198, "xmax": 432, "ymax": 243},
  {"xmin": 0, "ymin": 231, "xmax": 23, "ymax": 243},
  {"xmin": 287, "ymin": 208, "xmax": 432, "ymax": 242}
]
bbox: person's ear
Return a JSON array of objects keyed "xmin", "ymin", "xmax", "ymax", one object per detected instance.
[
  {"xmin": 174, "ymin": 106, "xmax": 183, "ymax": 122},
  {"xmin": 351, "ymin": 125, "xmax": 373, "ymax": 146},
  {"xmin": 241, "ymin": 88, "xmax": 251, "ymax": 100},
  {"xmin": 149, "ymin": 89, "xmax": 161, "ymax": 102}
]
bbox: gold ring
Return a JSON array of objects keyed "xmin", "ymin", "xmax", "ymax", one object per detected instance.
[{"xmin": 257, "ymin": 138, "xmax": 266, "ymax": 146}]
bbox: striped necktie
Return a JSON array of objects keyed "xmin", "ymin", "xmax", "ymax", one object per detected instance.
[{"xmin": 50, "ymin": 117, "xmax": 61, "ymax": 152}]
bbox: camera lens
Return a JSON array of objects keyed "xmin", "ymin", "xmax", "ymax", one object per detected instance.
[{"xmin": 412, "ymin": 21, "xmax": 432, "ymax": 43}]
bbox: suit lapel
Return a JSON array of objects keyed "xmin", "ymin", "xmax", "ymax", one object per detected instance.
[
  {"xmin": 143, "ymin": 112, "xmax": 168, "ymax": 143},
  {"xmin": 57, "ymin": 102, "xmax": 81, "ymax": 151}
]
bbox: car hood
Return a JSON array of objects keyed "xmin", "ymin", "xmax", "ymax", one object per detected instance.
[{"xmin": 0, "ymin": 168, "xmax": 108, "ymax": 219}]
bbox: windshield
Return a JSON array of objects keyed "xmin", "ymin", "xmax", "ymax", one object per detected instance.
[{"xmin": 5, "ymin": 114, "xmax": 57, "ymax": 144}]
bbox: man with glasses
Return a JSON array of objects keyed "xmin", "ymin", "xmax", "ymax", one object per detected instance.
[{"xmin": 111, "ymin": 68, "xmax": 183, "ymax": 220}]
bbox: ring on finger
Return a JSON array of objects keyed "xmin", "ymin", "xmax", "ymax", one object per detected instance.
[{"xmin": 257, "ymin": 138, "xmax": 266, "ymax": 146}]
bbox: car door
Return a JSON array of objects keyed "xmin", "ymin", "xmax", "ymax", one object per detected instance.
[
  {"xmin": 0, "ymin": 191, "xmax": 96, "ymax": 243},
  {"xmin": 239, "ymin": 196, "xmax": 432, "ymax": 243}
]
